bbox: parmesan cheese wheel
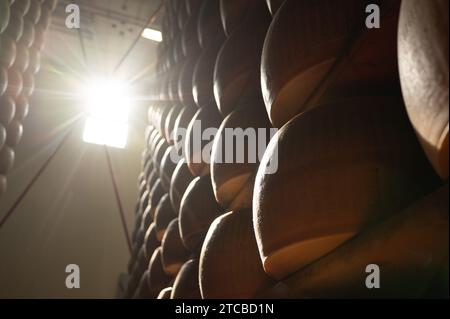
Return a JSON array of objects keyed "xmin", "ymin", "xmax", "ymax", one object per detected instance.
[
  {"xmin": 161, "ymin": 218, "xmax": 191, "ymax": 276},
  {"xmin": 398, "ymin": 0, "xmax": 449, "ymax": 180},
  {"xmin": 253, "ymin": 96, "xmax": 441, "ymax": 280},
  {"xmin": 199, "ymin": 209, "xmax": 274, "ymax": 298},
  {"xmin": 171, "ymin": 259, "xmax": 202, "ymax": 299}
]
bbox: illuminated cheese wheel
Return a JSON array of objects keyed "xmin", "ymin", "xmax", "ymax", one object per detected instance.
[
  {"xmin": 0, "ymin": 95, "xmax": 15, "ymax": 125},
  {"xmin": 197, "ymin": 0, "xmax": 223, "ymax": 49},
  {"xmin": 138, "ymin": 188, "xmax": 150, "ymax": 217},
  {"xmin": 133, "ymin": 270, "xmax": 151, "ymax": 299},
  {"xmin": 253, "ymin": 96, "xmax": 441, "ymax": 280},
  {"xmin": 154, "ymin": 194, "xmax": 177, "ymax": 241},
  {"xmin": 266, "ymin": 0, "xmax": 285, "ymax": 16},
  {"xmin": 211, "ymin": 97, "xmax": 272, "ymax": 210},
  {"xmin": 5, "ymin": 12, "xmax": 24, "ymax": 41},
  {"xmin": 144, "ymin": 223, "xmax": 159, "ymax": 259},
  {"xmin": 147, "ymin": 247, "xmax": 172, "ymax": 298},
  {"xmin": 6, "ymin": 119, "xmax": 23, "ymax": 146},
  {"xmin": 261, "ymin": 0, "xmax": 401, "ymax": 127},
  {"xmin": 160, "ymin": 146, "xmax": 179, "ymax": 191},
  {"xmin": 169, "ymin": 159, "xmax": 193, "ymax": 213},
  {"xmin": 199, "ymin": 209, "xmax": 274, "ymax": 298},
  {"xmin": 0, "ymin": 174, "xmax": 6, "ymax": 197},
  {"xmin": 146, "ymin": 169, "xmax": 158, "ymax": 193},
  {"xmin": 192, "ymin": 38, "xmax": 224, "ymax": 108},
  {"xmin": 13, "ymin": 44, "xmax": 29, "ymax": 72},
  {"xmin": 398, "ymin": 0, "xmax": 449, "ymax": 180},
  {"xmin": 6, "ymin": 68, "xmax": 23, "ymax": 97},
  {"xmin": 0, "ymin": 36, "xmax": 17, "ymax": 68},
  {"xmin": 157, "ymin": 287, "xmax": 172, "ymax": 299},
  {"xmin": 161, "ymin": 218, "xmax": 190, "ymax": 276},
  {"xmin": 141, "ymin": 205, "xmax": 154, "ymax": 232},
  {"xmin": 0, "ymin": 66, "xmax": 7, "ymax": 96},
  {"xmin": 262, "ymin": 184, "xmax": 449, "ymax": 298},
  {"xmin": 0, "ymin": 0, "xmax": 10, "ymax": 34},
  {"xmin": 149, "ymin": 179, "xmax": 165, "ymax": 219},
  {"xmin": 164, "ymin": 104, "xmax": 182, "ymax": 144},
  {"xmin": 171, "ymin": 259, "xmax": 202, "ymax": 299},
  {"xmin": 179, "ymin": 176, "xmax": 223, "ymax": 253},
  {"xmin": 214, "ymin": 1, "xmax": 270, "ymax": 116},
  {"xmin": 184, "ymin": 107, "xmax": 222, "ymax": 177}
]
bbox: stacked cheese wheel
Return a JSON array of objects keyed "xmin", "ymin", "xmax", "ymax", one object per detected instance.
[
  {"xmin": 0, "ymin": 0, "xmax": 58, "ymax": 198},
  {"xmin": 128, "ymin": 0, "xmax": 448, "ymax": 298}
]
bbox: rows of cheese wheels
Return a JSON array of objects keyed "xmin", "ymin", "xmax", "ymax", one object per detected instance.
[
  {"xmin": 0, "ymin": 0, "xmax": 58, "ymax": 198},
  {"xmin": 126, "ymin": 0, "xmax": 448, "ymax": 298}
]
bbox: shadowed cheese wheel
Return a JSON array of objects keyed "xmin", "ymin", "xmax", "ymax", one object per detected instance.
[
  {"xmin": 0, "ymin": 66, "xmax": 6, "ymax": 95},
  {"xmin": 211, "ymin": 95, "xmax": 272, "ymax": 210},
  {"xmin": 164, "ymin": 104, "xmax": 182, "ymax": 145},
  {"xmin": 43, "ymin": 0, "xmax": 58, "ymax": 12},
  {"xmin": 6, "ymin": 68, "xmax": 23, "ymax": 97},
  {"xmin": 220, "ymin": 0, "xmax": 258, "ymax": 36},
  {"xmin": 6, "ymin": 119, "xmax": 23, "ymax": 146},
  {"xmin": 157, "ymin": 287, "xmax": 173, "ymax": 299},
  {"xmin": 181, "ymin": 7, "xmax": 201, "ymax": 57},
  {"xmin": 169, "ymin": 159, "xmax": 193, "ymax": 213},
  {"xmin": 192, "ymin": 38, "xmax": 225, "ymax": 108},
  {"xmin": 266, "ymin": 0, "xmax": 285, "ymax": 16},
  {"xmin": 0, "ymin": 174, "xmax": 6, "ymax": 197},
  {"xmin": 200, "ymin": 209, "xmax": 274, "ymax": 298},
  {"xmin": 185, "ymin": 107, "xmax": 222, "ymax": 176},
  {"xmin": 253, "ymin": 96, "xmax": 442, "ymax": 280},
  {"xmin": 147, "ymin": 247, "xmax": 172, "ymax": 298},
  {"xmin": 5, "ymin": 12, "xmax": 24, "ymax": 41},
  {"xmin": 25, "ymin": 0, "xmax": 41, "ymax": 24},
  {"xmin": 173, "ymin": 105, "xmax": 196, "ymax": 154},
  {"xmin": 0, "ymin": 0, "xmax": 10, "ymax": 34},
  {"xmin": 160, "ymin": 146, "xmax": 179, "ymax": 191},
  {"xmin": 398, "ymin": 0, "xmax": 449, "ymax": 180},
  {"xmin": 127, "ymin": 247, "xmax": 149, "ymax": 297},
  {"xmin": 0, "ymin": 95, "xmax": 16, "ymax": 126},
  {"xmin": 27, "ymin": 46, "xmax": 40, "ymax": 74},
  {"xmin": 146, "ymin": 169, "xmax": 158, "ymax": 193},
  {"xmin": 153, "ymin": 138, "xmax": 168, "ymax": 169},
  {"xmin": 197, "ymin": 0, "xmax": 223, "ymax": 49},
  {"xmin": 161, "ymin": 218, "xmax": 190, "ymax": 276},
  {"xmin": 154, "ymin": 194, "xmax": 177, "ymax": 241},
  {"xmin": 37, "ymin": 2, "xmax": 52, "ymax": 31},
  {"xmin": 21, "ymin": 70, "xmax": 34, "ymax": 96},
  {"xmin": 133, "ymin": 270, "xmax": 152, "ymax": 299},
  {"xmin": 178, "ymin": 55, "xmax": 198, "ymax": 108},
  {"xmin": 1, "ymin": 150, "xmax": 15, "ymax": 177},
  {"xmin": 171, "ymin": 259, "xmax": 202, "ymax": 299},
  {"xmin": 261, "ymin": 184, "xmax": 449, "ymax": 298},
  {"xmin": 13, "ymin": 44, "xmax": 29, "ymax": 72},
  {"xmin": 0, "ymin": 124, "xmax": 5, "ymax": 149},
  {"xmin": 214, "ymin": 1, "xmax": 270, "ymax": 116},
  {"xmin": 144, "ymin": 223, "xmax": 159, "ymax": 260},
  {"xmin": 19, "ymin": 18, "xmax": 34, "ymax": 48},
  {"xmin": 32, "ymin": 26, "xmax": 46, "ymax": 52},
  {"xmin": 141, "ymin": 205, "xmax": 154, "ymax": 233},
  {"xmin": 261, "ymin": 0, "xmax": 401, "ymax": 128},
  {"xmin": 168, "ymin": 63, "xmax": 183, "ymax": 100},
  {"xmin": 139, "ymin": 188, "xmax": 150, "ymax": 217},
  {"xmin": 0, "ymin": 36, "xmax": 17, "ymax": 68},
  {"xmin": 179, "ymin": 176, "xmax": 223, "ymax": 253},
  {"xmin": 149, "ymin": 179, "xmax": 165, "ymax": 220},
  {"xmin": 11, "ymin": 0, "xmax": 31, "ymax": 17},
  {"xmin": 186, "ymin": 0, "xmax": 203, "ymax": 16}
]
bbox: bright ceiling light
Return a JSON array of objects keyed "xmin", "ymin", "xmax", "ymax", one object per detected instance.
[
  {"xmin": 82, "ymin": 78, "xmax": 130, "ymax": 149},
  {"xmin": 141, "ymin": 28, "xmax": 163, "ymax": 42}
]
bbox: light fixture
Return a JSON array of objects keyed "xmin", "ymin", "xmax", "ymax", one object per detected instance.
[
  {"xmin": 82, "ymin": 78, "xmax": 130, "ymax": 149},
  {"xmin": 141, "ymin": 28, "xmax": 163, "ymax": 42}
]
